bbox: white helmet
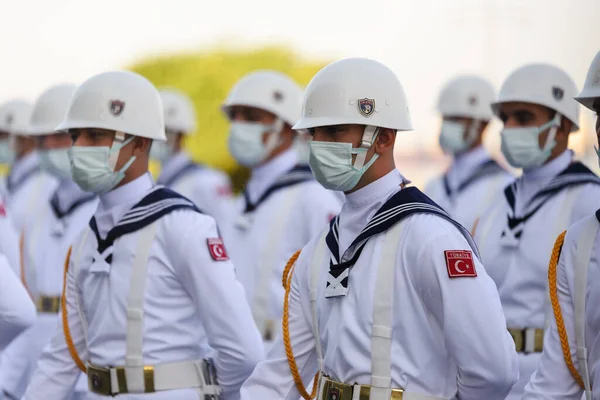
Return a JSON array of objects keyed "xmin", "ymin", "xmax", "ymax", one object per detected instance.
[
  {"xmin": 491, "ymin": 63, "xmax": 580, "ymax": 131},
  {"xmin": 57, "ymin": 71, "xmax": 166, "ymax": 140},
  {"xmin": 222, "ymin": 70, "xmax": 303, "ymax": 126},
  {"xmin": 293, "ymin": 57, "xmax": 413, "ymax": 131},
  {"xmin": 29, "ymin": 84, "xmax": 77, "ymax": 136},
  {"xmin": 575, "ymin": 50, "xmax": 600, "ymax": 111},
  {"xmin": 437, "ymin": 75, "xmax": 495, "ymax": 121},
  {"xmin": 0, "ymin": 100, "xmax": 33, "ymax": 135},
  {"xmin": 159, "ymin": 89, "xmax": 196, "ymax": 134}
]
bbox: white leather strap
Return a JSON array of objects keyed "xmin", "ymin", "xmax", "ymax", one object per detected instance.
[
  {"xmin": 573, "ymin": 216, "xmax": 598, "ymax": 399},
  {"xmin": 310, "ymin": 230, "xmax": 329, "ymax": 374},
  {"xmin": 543, "ymin": 185, "xmax": 585, "ymax": 330},
  {"xmin": 370, "ymin": 222, "xmax": 404, "ymax": 400},
  {"xmin": 253, "ymin": 185, "xmax": 302, "ymax": 338},
  {"xmin": 523, "ymin": 328, "xmax": 538, "ymax": 353},
  {"xmin": 108, "ymin": 131, "xmax": 125, "ymax": 170},
  {"xmin": 354, "ymin": 125, "xmax": 378, "ymax": 169},
  {"xmin": 124, "ymin": 222, "xmax": 158, "ymax": 392},
  {"xmin": 73, "ymin": 229, "xmax": 91, "ymax": 353}
]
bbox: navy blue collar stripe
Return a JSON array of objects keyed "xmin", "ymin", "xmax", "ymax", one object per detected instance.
[
  {"xmin": 157, "ymin": 161, "xmax": 202, "ymax": 187},
  {"xmin": 6, "ymin": 166, "xmax": 41, "ymax": 193},
  {"xmin": 444, "ymin": 159, "xmax": 504, "ymax": 197},
  {"xmin": 243, "ymin": 165, "xmax": 314, "ymax": 213},
  {"xmin": 88, "ymin": 187, "xmax": 200, "ymax": 262}
]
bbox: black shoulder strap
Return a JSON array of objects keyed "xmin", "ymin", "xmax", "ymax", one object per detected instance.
[
  {"xmin": 157, "ymin": 161, "xmax": 203, "ymax": 187},
  {"xmin": 243, "ymin": 165, "xmax": 314, "ymax": 213},
  {"xmin": 50, "ymin": 188, "xmax": 96, "ymax": 220},
  {"xmin": 445, "ymin": 159, "xmax": 507, "ymax": 198},
  {"xmin": 89, "ymin": 186, "xmax": 200, "ymax": 263}
]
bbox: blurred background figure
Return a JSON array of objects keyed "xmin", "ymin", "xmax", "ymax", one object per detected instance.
[
  {"xmin": 474, "ymin": 63, "xmax": 600, "ymax": 400},
  {"xmin": 0, "ymin": 100, "xmax": 58, "ymax": 233},
  {"xmin": 222, "ymin": 70, "xmax": 341, "ymax": 348},
  {"xmin": 0, "ymin": 253, "xmax": 35, "ymax": 353},
  {"xmin": 151, "ymin": 88, "xmax": 235, "ymax": 241},
  {"xmin": 0, "ymin": 84, "xmax": 94, "ymax": 400},
  {"xmin": 425, "ymin": 75, "xmax": 513, "ymax": 230}
]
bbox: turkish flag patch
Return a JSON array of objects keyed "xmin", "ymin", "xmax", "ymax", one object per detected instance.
[
  {"xmin": 207, "ymin": 238, "xmax": 229, "ymax": 261},
  {"xmin": 0, "ymin": 202, "xmax": 6, "ymax": 217},
  {"xmin": 445, "ymin": 250, "xmax": 477, "ymax": 278}
]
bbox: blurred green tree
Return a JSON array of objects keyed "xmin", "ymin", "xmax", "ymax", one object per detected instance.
[{"xmin": 128, "ymin": 46, "xmax": 327, "ymax": 192}]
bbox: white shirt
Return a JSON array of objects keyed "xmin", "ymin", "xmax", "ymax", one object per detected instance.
[
  {"xmin": 0, "ymin": 253, "xmax": 35, "ymax": 352},
  {"xmin": 241, "ymin": 172, "xmax": 518, "ymax": 400},
  {"xmin": 0, "ymin": 195, "xmax": 20, "ymax": 276},
  {"xmin": 228, "ymin": 149, "xmax": 342, "ymax": 341},
  {"xmin": 523, "ymin": 213, "xmax": 600, "ymax": 399},
  {"xmin": 158, "ymin": 152, "xmax": 235, "ymax": 240},
  {"xmin": 0, "ymin": 179, "xmax": 97, "ymax": 399},
  {"xmin": 424, "ymin": 146, "xmax": 513, "ymax": 231},
  {"xmin": 1, "ymin": 152, "xmax": 58, "ymax": 232},
  {"xmin": 24, "ymin": 173, "xmax": 264, "ymax": 400},
  {"xmin": 474, "ymin": 150, "xmax": 600, "ymax": 400}
]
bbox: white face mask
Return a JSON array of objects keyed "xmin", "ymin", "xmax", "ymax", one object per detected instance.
[
  {"xmin": 500, "ymin": 115, "xmax": 560, "ymax": 169},
  {"xmin": 439, "ymin": 120, "xmax": 479, "ymax": 155},
  {"xmin": 69, "ymin": 135, "xmax": 136, "ymax": 193},
  {"xmin": 228, "ymin": 120, "xmax": 282, "ymax": 167},
  {"xmin": 150, "ymin": 140, "xmax": 173, "ymax": 163},
  {"xmin": 0, "ymin": 139, "xmax": 14, "ymax": 164},
  {"xmin": 39, "ymin": 148, "xmax": 72, "ymax": 179},
  {"xmin": 308, "ymin": 126, "xmax": 379, "ymax": 192}
]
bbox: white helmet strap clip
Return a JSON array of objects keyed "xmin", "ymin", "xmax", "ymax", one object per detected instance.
[
  {"xmin": 354, "ymin": 125, "xmax": 379, "ymax": 169},
  {"xmin": 108, "ymin": 131, "xmax": 126, "ymax": 170}
]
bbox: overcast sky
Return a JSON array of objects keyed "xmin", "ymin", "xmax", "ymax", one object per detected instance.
[{"xmin": 2, "ymin": 0, "xmax": 598, "ymax": 155}]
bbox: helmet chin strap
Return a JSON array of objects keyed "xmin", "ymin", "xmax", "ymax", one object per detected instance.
[
  {"xmin": 264, "ymin": 118, "xmax": 285, "ymax": 154},
  {"xmin": 108, "ymin": 131, "xmax": 125, "ymax": 171},
  {"xmin": 353, "ymin": 125, "xmax": 379, "ymax": 169},
  {"xmin": 542, "ymin": 112, "xmax": 563, "ymax": 152}
]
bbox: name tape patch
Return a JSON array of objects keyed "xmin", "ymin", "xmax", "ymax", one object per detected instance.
[
  {"xmin": 445, "ymin": 250, "xmax": 477, "ymax": 278},
  {"xmin": 207, "ymin": 238, "xmax": 229, "ymax": 261}
]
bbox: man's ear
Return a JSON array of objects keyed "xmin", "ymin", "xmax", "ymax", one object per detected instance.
[
  {"xmin": 133, "ymin": 137, "xmax": 152, "ymax": 156},
  {"xmin": 374, "ymin": 128, "xmax": 395, "ymax": 152}
]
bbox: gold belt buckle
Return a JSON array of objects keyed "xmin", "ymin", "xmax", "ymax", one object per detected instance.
[
  {"xmin": 321, "ymin": 376, "xmax": 404, "ymax": 400},
  {"xmin": 36, "ymin": 295, "xmax": 60, "ymax": 313},
  {"xmin": 88, "ymin": 364, "xmax": 155, "ymax": 395},
  {"xmin": 534, "ymin": 329, "xmax": 544, "ymax": 352},
  {"xmin": 508, "ymin": 328, "xmax": 524, "ymax": 352},
  {"xmin": 87, "ymin": 364, "xmax": 112, "ymax": 396}
]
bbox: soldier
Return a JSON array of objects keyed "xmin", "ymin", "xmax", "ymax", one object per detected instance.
[
  {"xmin": 240, "ymin": 57, "xmax": 518, "ymax": 400},
  {"xmin": 23, "ymin": 71, "xmax": 263, "ymax": 399},
  {"xmin": 424, "ymin": 75, "xmax": 512, "ymax": 229}
]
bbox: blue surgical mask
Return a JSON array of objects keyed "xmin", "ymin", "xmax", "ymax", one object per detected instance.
[
  {"xmin": 439, "ymin": 120, "xmax": 479, "ymax": 155},
  {"xmin": 308, "ymin": 129, "xmax": 379, "ymax": 192},
  {"xmin": 69, "ymin": 136, "xmax": 136, "ymax": 193},
  {"xmin": 500, "ymin": 117, "xmax": 559, "ymax": 169},
  {"xmin": 39, "ymin": 148, "xmax": 72, "ymax": 179},
  {"xmin": 228, "ymin": 120, "xmax": 282, "ymax": 167},
  {"xmin": 0, "ymin": 139, "xmax": 14, "ymax": 164},
  {"xmin": 149, "ymin": 140, "xmax": 173, "ymax": 163}
]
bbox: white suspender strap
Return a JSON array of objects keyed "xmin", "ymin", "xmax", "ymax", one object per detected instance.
[
  {"xmin": 310, "ymin": 231, "xmax": 328, "ymax": 376},
  {"xmin": 124, "ymin": 222, "xmax": 159, "ymax": 392},
  {"xmin": 353, "ymin": 125, "xmax": 378, "ymax": 169},
  {"xmin": 370, "ymin": 222, "xmax": 405, "ymax": 400},
  {"xmin": 543, "ymin": 186, "xmax": 586, "ymax": 330},
  {"xmin": 573, "ymin": 216, "xmax": 598, "ymax": 400},
  {"xmin": 253, "ymin": 185, "xmax": 302, "ymax": 338},
  {"xmin": 73, "ymin": 229, "xmax": 91, "ymax": 352}
]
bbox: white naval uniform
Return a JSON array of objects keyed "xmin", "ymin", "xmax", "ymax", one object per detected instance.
[
  {"xmin": 522, "ymin": 211, "xmax": 600, "ymax": 400},
  {"xmin": 23, "ymin": 173, "xmax": 264, "ymax": 400},
  {"xmin": 0, "ymin": 196, "xmax": 19, "ymax": 276},
  {"xmin": 157, "ymin": 152, "xmax": 235, "ymax": 241},
  {"xmin": 228, "ymin": 149, "xmax": 341, "ymax": 345},
  {"xmin": 474, "ymin": 150, "xmax": 600, "ymax": 400},
  {"xmin": 240, "ymin": 170, "xmax": 518, "ymax": 400},
  {"xmin": 0, "ymin": 180, "xmax": 97, "ymax": 400},
  {"xmin": 0, "ymin": 253, "xmax": 35, "ymax": 352},
  {"xmin": 0, "ymin": 152, "xmax": 58, "ymax": 233},
  {"xmin": 424, "ymin": 146, "xmax": 513, "ymax": 230}
]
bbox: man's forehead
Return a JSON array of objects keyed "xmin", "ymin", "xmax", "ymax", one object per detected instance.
[
  {"xmin": 69, "ymin": 128, "xmax": 114, "ymax": 135},
  {"xmin": 499, "ymin": 101, "xmax": 546, "ymax": 115}
]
